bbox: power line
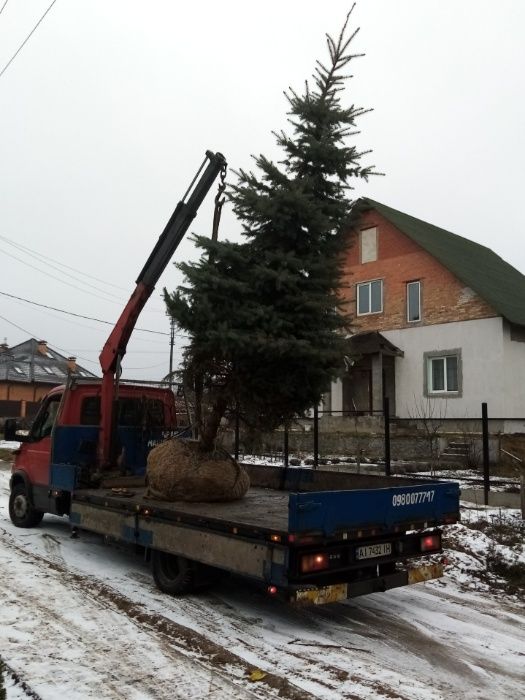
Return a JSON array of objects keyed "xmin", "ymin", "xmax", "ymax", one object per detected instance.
[
  {"xmin": 0, "ymin": 310, "xmax": 185, "ymax": 372},
  {"xmin": 0, "ymin": 0, "xmax": 58, "ymax": 80},
  {"xmin": 0, "ymin": 245, "xmax": 124, "ymax": 306},
  {"xmin": 0, "ymin": 312, "xmax": 100, "ymax": 367},
  {"xmin": 0, "ymin": 233, "xmax": 128, "ymax": 293},
  {"xmin": 1, "ymin": 245, "xmax": 124, "ymax": 302},
  {"xmin": 0, "ymin": 236, "xmax": 124, "ymax": 301},
  {"xmin": 0, "ymin": 313, "xmax": 95, "ymax": 365},
  {"xmin": 0, "ymin": 234, "xmax": 168, "ymax": 313},
  {"xmin": 0, "ymin": 289, "xmax": 182, "ymax": 337},
  {"xmin": 0, "ymin": 314, "xmax": 34, "ymax": 338},
  {"xmin": 0, "ymin": 1, "xmax": 9, "ymax": 17}
]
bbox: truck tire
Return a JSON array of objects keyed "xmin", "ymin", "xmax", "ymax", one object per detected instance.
[
  {"xmin": 151, "ymin": 550, "xmax": 196, "ymax": 595},
  {"xmin": 9, "ymin": 483, "xmax": 44, "ymax": 528}
]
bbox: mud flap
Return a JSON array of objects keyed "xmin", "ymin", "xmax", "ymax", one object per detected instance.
[
  {"xmin": 407, "ymin": 562, "xmax": 444, "ymax": 585},
  {"xmin": 292, "ymin": 583, "xmax": 348, "ymax": 605}
]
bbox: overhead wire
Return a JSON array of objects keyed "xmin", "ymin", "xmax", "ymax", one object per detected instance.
[
  {"xmin": 0, "ymin": 246, "xmax": 126, "ymax": 306},
  {"xmin": 0, "ymin": 1, "xmax": 9, "ymax": 17},
  {"xmin": 0, "ymin": 313, "xmax": 98, "ymax": 366},
  {"xmin": 0, "ymin": 233, "xmax": 129, "ymax": 292},
  {"xmin": 0, "ymin": 239, "xmax": 124, "ymax": 301},
  {"xmin": 0, "ymin": 234, "xmax": 171, "ymax": 313},
  {"xmin": 0, "ymin": 312, "xmax": 184, "ymax": 371},
  {"xmin": 5, "ymin": 295, "xmax": 172, "ymax": 347},
  {"xmin": 0, "ymin": 290, "xmax": 184, "ymax": 336},
  {"xmin": 0, "ymin": 0, "xmax": 58, "ymax": 80}
]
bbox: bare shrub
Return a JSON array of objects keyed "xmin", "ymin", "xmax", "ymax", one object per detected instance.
[{"xmin": 408, "ymin": 396, "xmax": 447, "ymax": 474}]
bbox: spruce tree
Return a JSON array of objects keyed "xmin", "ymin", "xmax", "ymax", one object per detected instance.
[{"xmin": 165, "ymin": 8, "xmax": 376, "ymax": 450}]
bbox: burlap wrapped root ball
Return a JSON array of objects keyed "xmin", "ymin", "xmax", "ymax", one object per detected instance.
[{"xmin": 146, "ymin": 438, "xmax": 250, "ymax": 502}]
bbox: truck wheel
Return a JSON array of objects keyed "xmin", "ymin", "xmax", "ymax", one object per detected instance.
[
  {"xmin": 9, "ymin": 483, "xmax": 44, "ymax": 528},
  {"xmin": 151, "ymin": 550, "xmax": 195, "ymax": 595}
]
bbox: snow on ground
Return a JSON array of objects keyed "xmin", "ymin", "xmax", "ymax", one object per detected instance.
[
  {"xmin": 0, "ymin": 441, "xmax": 20, "ymax": 451},
  {"xmin": 0, "ymin": 460, "xmax": 524, "ymax": 700}
]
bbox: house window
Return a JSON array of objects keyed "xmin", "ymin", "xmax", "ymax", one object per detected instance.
[
  {"xmin": 424, "ymin": 350, "xmax": 462, "ymax": 396},
  {"xmin": 357, "ymin": 279, "xmax": 383, "ymax": 315},
  {"xmin": 360, "ymin": 227, "xmax": 377, "ymax": 263},
  {"xmin": 407, "ymin": 281, "xmax": 421, "ymax": 322}
]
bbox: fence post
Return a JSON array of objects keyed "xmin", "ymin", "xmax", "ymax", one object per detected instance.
[
  {"xmin": 234, "ymin": 407, "xmax": 240, "ymax": 462},
  {"xmin": 313, "ymin": 405, "xmax": 319, "ymax": 469},
  {"xmin": 520, "ymin": 464, "xmax": 525, "ymax": 519},
  {"xmin": 481, "ymin": 402, "xmax": 490, "ymax": 505},
  {"xmin": 284, "ymin": 424, "xmax": 289, "ymax": 468},
  {"xmin": 384, "ymin": 397, "xmax": 391, "ymax": 477}
]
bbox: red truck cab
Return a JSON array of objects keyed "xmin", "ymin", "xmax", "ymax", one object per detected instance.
[
  {"xmin": 9, "ymin": 381, "xmax": 178, "ymax": 527},
  {"xmin": 8, "ymin": 149, "xmax": 226, "ymax": 530}
]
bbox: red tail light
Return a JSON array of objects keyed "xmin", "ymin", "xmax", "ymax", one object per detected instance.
[
  {"xmin": 421, "ymin": 534, "xmax": 441, "ymax": 552},
  {"xmin": 300, "ymin": 553, "xmax": 330, "ymax": 573}
]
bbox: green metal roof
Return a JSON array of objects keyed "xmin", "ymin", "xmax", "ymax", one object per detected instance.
[{"xmin": 359, "ymin": 197, "xmax": 525, "ymax": 327}]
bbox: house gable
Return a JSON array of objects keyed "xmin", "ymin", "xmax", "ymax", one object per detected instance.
[
  {"xmin": 342, "ymin": 208, "xmax": 498, "ymax": 333},
  {"xmin": 358, "ymin": 198, "xmax": 525, "ymax": 327}
]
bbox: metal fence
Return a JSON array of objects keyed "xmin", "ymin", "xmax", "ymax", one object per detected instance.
[{"xmin": 232, "ymin": 400, "xmax": 524, "ymax": 506}]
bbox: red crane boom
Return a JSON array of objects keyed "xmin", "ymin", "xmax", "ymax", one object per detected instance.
[{"xmin": 97, "ymin": 151, "xmax": 227, "ymax": 467}]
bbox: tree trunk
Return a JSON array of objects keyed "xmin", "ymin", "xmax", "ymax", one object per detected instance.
[
  {"xmin": 199, "ymin": 393, "xmax": 230, "ymax": 453},
  {"xmin": 193, "ymin": 373, "xmax": 203, "ymax": 440}
]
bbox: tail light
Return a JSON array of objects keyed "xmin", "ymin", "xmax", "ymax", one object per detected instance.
[
  {"xmin": 300, "ymin": 553, "xmax": 330, "ymax": 573},
  {"xmin": 420, "ymin": 534, "xmax": 441, "ymax": 552}
]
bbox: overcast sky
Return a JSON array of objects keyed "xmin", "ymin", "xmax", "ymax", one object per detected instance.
[{"xmin": 1, "ymin": 0, "xmax": 524, "ymax": 380}]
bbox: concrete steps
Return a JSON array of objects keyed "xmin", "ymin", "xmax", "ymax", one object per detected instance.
[{"xmin": 440, "ymin": 441, "xmax": 470, "ymax": 463}]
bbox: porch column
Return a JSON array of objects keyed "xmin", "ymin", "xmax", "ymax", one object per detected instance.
[
  {"xmin": 330, "ymin": 378, "xmax": 343, "ymax": 415},
  {"xmin": 371, "ymin": 352, "xmax": 383, "ymax": 413}
]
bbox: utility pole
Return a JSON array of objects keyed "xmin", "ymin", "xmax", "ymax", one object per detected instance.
[{"xmin": 168, "ymin": 316, "xmax": 175, "ymax": 390}]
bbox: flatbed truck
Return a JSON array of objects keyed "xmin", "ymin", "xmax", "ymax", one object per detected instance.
[{"xmin": 6, "ymin": 149, "xmax": 460, "ymax": 604}]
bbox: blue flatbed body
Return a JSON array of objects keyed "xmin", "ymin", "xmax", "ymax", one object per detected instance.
[
  {"xmin": 289, "ymin": 481, "xmax": 459, "ymax": 536},
  {"xmin": 67, "ymin": 464, "xmax": 460, "ymax": 602},
  {"xmin": 70, "ymin": 464, "xmax": 460, "ymax": 539}
]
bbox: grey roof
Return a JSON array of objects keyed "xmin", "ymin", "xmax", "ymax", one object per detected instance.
[{"xmin": 0, "ymin": 339, "xmax": 98, "ymax": 384}]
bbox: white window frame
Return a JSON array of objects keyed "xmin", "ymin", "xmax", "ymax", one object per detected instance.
[
  {"xmin": 407, "ymin": 280, "xmax": 421, "ymax": 322},
  {"xmin": 424, "ymin": 349, "xmax": 463, "ymax": 398},
  {"xmin": 356, "ymin": 279, "xmax": 383, "ymax": 316}
]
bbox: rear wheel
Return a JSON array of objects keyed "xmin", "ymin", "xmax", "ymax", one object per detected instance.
[
  {"xmin": 9, "ymin": 483, "xmax": 44, "ymax": 528},
  {"xmin": 151, "ymin": 551, "xmax": 196, "ymax": 595}
]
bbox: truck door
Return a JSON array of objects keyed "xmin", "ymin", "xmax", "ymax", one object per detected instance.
[{"xmin": 19, "ymin": 393, "xmax": 62, "ymax": 504}]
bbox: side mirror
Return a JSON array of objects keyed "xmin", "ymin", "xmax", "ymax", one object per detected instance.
[{"xmin": 4, "ymin": 418, "xmax": 27, "ymax": 443}]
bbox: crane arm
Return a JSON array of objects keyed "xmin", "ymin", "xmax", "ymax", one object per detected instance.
[{"xmin": 97, "ymin": 150, "xmax": 227, "ymax": 467}]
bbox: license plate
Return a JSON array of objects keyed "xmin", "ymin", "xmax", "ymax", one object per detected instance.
[{"xmin": 356, "ymin": 542, "xmax": 392, "ymax": 560}]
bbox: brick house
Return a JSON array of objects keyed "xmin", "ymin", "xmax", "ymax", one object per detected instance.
[
  {"xmin": 327, "ymin": 198, "xmax": 525, "ymax": 428},
  {"xmin": 0, "ymin": 339, "xmax": 97, "ymax": 419}
]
